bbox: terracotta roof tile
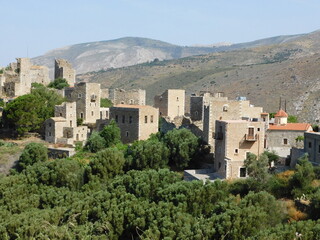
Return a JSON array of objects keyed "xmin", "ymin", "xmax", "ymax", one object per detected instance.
[
  {"xmin": 275, "ymin": 109, "xmax": 288, "ymax": 117},
  {"xmin": 268, "ymin": 123, "xmax": 311, "ymax": 131}
]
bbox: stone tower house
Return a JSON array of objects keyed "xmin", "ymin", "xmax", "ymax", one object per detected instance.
[
  {"xmin": 64, "ymin": 82, "xmax": 101, "ymax": 124},
  {"xmin": 54, "ymin": 59, "xmax": 76, "ymax": 87},
  {"xmin": 154, "ymin": 89, "xmax": 185, "ymax": 120}
]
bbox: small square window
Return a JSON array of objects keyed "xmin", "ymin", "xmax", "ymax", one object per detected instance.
[
  {"xmin": 78, "ymin": 94, "xmax": 82, "ymax": 98},
  {"xmin": 235, "ymin": 149, "xmax": 239, "ymax": 154},
  {"xmin": 150, "ymin": 115, "xmax": 154, "ymax": 123},
  {"xmin": 145, "ymin": 116, "xmax": 148, "ymax": 123},
  {"xmin": 257, "ymin": 128, "xmax": 260, "ymax": 132},
  {"xmin": 283, "ymin": 138, "xmax": 288, "ymax": 145}
]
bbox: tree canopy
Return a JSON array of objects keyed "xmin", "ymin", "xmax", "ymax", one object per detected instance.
[
  {"xmin": 47, "ymin": 78, "xmax": 69, "ymax": 90},
  {"xmin": 3, "ymin": 86, "xmax": 64, "ymax": 135}
]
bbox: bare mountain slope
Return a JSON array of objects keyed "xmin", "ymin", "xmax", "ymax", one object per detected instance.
[
  {"xmin": 77, "ymin": 30, "xmax": 320, "ymax": 124},
  {"xmin": 32, "ymin": 34, "xmax": 303, "ymax": 75}
]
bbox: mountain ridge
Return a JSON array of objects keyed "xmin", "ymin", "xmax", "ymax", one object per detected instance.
[{"xmin": 31, "ymin": 33, "xmax": 306, "ymax": 75}]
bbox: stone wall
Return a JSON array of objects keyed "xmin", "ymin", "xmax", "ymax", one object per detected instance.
[
  {"xmin": 304, "ymin": 132, "xmax": 320, "ymax": 164},
  {"xmin": 154, "ymin": 89, "xmax": 185, "ymax": 120},
  {"xmin": 65, "ymin": 82, "xmax": 101, "ymax": 124},
  {"xmin": 110, "ymin": 88, "xmax": 146, "ymax": 105},
  {"xmin": 266, "ymin": 130, "xmax": 305, "ymax": 158},
  {"xmin": 54, "ymin": 59, "xmax": 76, "ymax": 87},
  {"xmin": 110, "ymin": 105, "xmax": 158, "ymax": 143},
  {"xmin": 214, "ymin": 120, "xmax": 265, "ymax": 179}
]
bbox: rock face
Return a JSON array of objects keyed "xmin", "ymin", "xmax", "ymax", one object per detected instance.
[{"xmin": 31, "ymin": 35, "xmax": 303, "ymax": 76}]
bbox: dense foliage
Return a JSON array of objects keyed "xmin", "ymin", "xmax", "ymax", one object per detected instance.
[
  {"xmin": 3, "ymin": 86, "xmax": 64, "ymax": 135},
  {"xmin": 48, "ymin": 78, "xmax": 70, "ymax": 90},
  {"xmin": 100, "ymin": 98, "xmax": 113, "ymax": 107},
  {"xmin": 1, "ymin": 129, "xmax": 320, "ymax": 239}
]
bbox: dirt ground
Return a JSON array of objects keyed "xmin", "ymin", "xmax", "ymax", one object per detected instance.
[{"xmin": 0, "ymin": 136, "xmax": 48, "ymax": 175}]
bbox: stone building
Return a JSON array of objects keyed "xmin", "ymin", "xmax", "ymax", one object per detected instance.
[
  {"xmin": 0, "ymin": 58, "xmax": 50, "ymax": 97},
  {"xmin": 266, "ymin": 109, "xmax": 312, "ymax": 158},
  {"xmin": 201, "ymin": 94, "xmax": 263, "ymax": 147},
  {"xmin": 304, "ymin": 132, "xmax": 320, "ymax": 165},
  {"xmin": 64, "ymin": 82, "xmax": 101, "ymax": 124},
  {"xmin": 109, "ymin": 88, "xmax": 146, "ymax": 105},
  {"xmin": 214, "ymin": 119, "xmax": 265, "ymax": 179},
  {"xmin": 54, "ymin": 59, "xmax": 76, "ymax": 87},
  {"xmin": 109, "ymin": 104, "xmax": 159, "ymax": 143},
  {"xmin": 154, "ymin": 89, "xmax": 185, "ymax": 120},
  {"xmin": 45, "ymin": 102, "xmax": 88, "ymax": 145}
]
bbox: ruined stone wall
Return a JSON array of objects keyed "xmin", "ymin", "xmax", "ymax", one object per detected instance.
[
  {"xmin": 100, "ymin": 88, "xmax": 109, "ymax": 99},
  {"xmin": 111, "ymin": 89, "xmax": 146, "ymax": 105},
  {"xmin": 54, "ymin": 59, "xmax": 76, "ymax": 87},
  {"xmin": 30, "ymin": 66, "xmax": 50, "ymax": 85}
]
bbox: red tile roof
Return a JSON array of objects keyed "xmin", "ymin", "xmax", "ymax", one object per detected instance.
[
  {"xmin": 268, "ymin": 123, "xmax": 312, "ymax": 131},
  {"xmin": 275, "ymin": 109, "xmax": 288, "ymax": 117}
]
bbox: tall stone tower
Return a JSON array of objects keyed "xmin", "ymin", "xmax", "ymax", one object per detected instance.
[{"xmin": 54, "ymin": 59, "xmax": 76, "ymax": 87}]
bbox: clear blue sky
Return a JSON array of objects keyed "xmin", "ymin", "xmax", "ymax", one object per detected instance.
[{"xmin": 1, "ymin": 0, "xmax": 320, "ymax": 66}]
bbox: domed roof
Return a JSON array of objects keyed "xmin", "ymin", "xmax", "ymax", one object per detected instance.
[{"xmin": 275, "ymin": 109, "xmax": 288, "ymax": 117}]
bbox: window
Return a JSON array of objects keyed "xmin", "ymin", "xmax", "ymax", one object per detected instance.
[
  {"xmin": 126, "ymin": 131, "xmax": 129, "ymax": 137},
  {"xmin": 150, "ymin": 115, "xmax": 154, "ymax": 123},
  {"xmin": 223, "ymin": 105, "xmax": 228, "ymax": 112},
  {"xmin": 70, "ymin": 121, "xmax": 72, "ymax": 127},
  {"xmin": 129, "ymin": 99, "xmax": 134, "ymax": 104},
  {"xmin": 121, "ymin": 101, "xmax": 125, "ymax": 104},
  {"xmin": 48, "ymin": 123, "xmax": 52, "ymax": 127},
  {"xmin": 122, "ymin": 115, "xmax": 125, "ymax": 123},
  {"xmin": 318, "ymin": 145, "xmax": 320, "ymax": 153},
  {"xmin": 176, "ymin": 97, "xmax": 179, "ymax": 101},
  {"xmin": 80, "ymin": 112, "xmax": 84, "ymax": 119},
  {"xmin": 218, "ymin": 162, "xmax": 221, "ymax": 169},
  {"xmin": 283, "ymin": 138, "xmax": 288, "ymax": 145},
  {"xmin": 145, "ymin": 116, "xmax": 148, "ymax": 123},
  {"xmin": 106, "ymin": 111, "xmax": 109, "ymax": 118},
  {"xmin": 78, "ymin": 93, "xmax": 82, "ymax": 98},
  {"xmin": 115, "ymin": 115, "xmax": 118, "ymax": 123},
  {"xmin": 309, "ymin": 142, "xmax": 312, "ymax": 148},
  {"xmin": 48, "ymin": 132, "xmax": 51, "ymax": 136},
  {"xmin": 59, "ymin": 112, "xmax": 62, "ymax": 117},
  {"xmin": 195, "ymin": 111, "xmax": 198, "ymax": 116},
  {"xmin": 240, "ymin": 168, "xmax": 246, "ymax": 178},
  {"xmin": 257, "ymin": 128, "xmax": 260, "ymax": 132},
  {"xmin": 91, "ymin": 111, "xmax": 94, "ymax": 116},
  {"xmin": 129, "ymin": 116, "xmax": 133, "ymax": 124},
  {"xmin": 235, "ymin": 149, "xmax": 239, "ymax": 154}
]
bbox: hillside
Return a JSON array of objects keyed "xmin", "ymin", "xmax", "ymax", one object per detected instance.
[
  {"xmin": 77, "ymin": 30, "xmax": 320, "ymax": 124},
  {"xmin": 31, "ymin": 34, "xmax": 302, "ymax": 75}
]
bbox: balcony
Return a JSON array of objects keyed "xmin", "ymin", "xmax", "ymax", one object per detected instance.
[
  {"xmin": 245, "ymin": 134, "xmax": 258, "ymax": 141},
  {"xmin": 215, "ymin": 132, "xmax": 223, "ymax": 140}
]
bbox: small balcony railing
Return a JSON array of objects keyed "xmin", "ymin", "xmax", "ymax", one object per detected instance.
[{"xmin": 245, "ymin": 134, "xmax": 258, "ymax": 141}]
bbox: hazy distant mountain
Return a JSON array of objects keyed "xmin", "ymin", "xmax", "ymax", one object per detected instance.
[
  {"xmin": 77, "ymin": 30, "xmax": 320, "ymax": 124},
  {"xmin": 32, "ymin": 34, "xmax": 304, "ymax": 75}
]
